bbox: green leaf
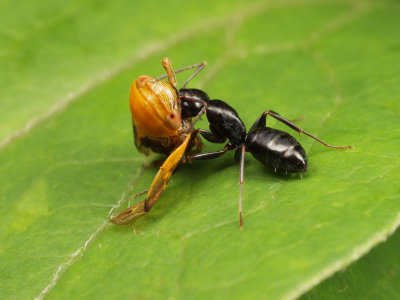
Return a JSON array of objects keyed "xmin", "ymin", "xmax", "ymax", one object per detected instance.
[
  {"xmin": 301, "ymin": 227, "xmax": 400, "ymax": 300},
  {"xmin": 1, "ymin": 0, "xmax": 399, "ymax": 299}
]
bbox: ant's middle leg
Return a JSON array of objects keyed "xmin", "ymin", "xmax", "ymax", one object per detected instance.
[
  {"xmin": 251, "ymin": 111, "xmax": 353, "ymax": 149},
  {"xmin": 197, "ymin": 128, "xmax": 227, "ymax": 144},
  {"xmin": 184, "ymin": 128, "xmax": 228, "ymax": 162}
]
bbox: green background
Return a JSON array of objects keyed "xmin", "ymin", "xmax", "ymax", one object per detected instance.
[{"xmin": 1, "ymin": 0, "xmax": 399, "ymax": 299}]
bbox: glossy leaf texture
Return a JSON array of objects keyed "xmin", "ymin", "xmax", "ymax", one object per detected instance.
[{"xmin": 0, "ymin": 0, "xmax": 399, "ymax": 299}]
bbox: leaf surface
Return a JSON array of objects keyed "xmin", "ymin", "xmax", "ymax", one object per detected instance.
[
  {"xmin": 1, "ymin": 1, "xmax": 400, "ymax": 299},
  {"xmin": 301, "ymin": 228, "xmax": 400, "ymax": 299}
]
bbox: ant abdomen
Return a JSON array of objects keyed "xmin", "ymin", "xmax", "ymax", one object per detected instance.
[{"xmin": 245, "ymin": 127, "xmax": 307, "ymax": 173}]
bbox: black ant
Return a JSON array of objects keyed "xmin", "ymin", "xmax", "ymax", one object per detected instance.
[
  {"xmin": 179, "ymin": 88, "xmax": 353, "ymax": 227},
  {"xmin": 110, "ymin": 58, "xmax": 352, "ymax": 227}
]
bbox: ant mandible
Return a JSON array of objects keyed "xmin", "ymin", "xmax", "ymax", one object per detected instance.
[{"xmin": 178, "ymin": 89, "xmax": 353, "ymax": 227}]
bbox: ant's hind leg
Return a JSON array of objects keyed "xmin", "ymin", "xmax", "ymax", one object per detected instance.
[
  {"xmin": 248, "ymin": 110, "xmax": 280, "ymax": 133},
  {"xmin": 253, "ymin": 111, "xmax": 353, "ymax": 149},
  {"xmin": 249, "ymin": 110, "xmax": 304, "ymax": 132}
]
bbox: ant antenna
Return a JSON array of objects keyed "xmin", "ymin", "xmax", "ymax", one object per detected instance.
[
  {"xmin": 181, "ymin": 62, "xmax": 207, "ymax": 88},
  {"xmin": 156, "ymin": 60, "xmax": 207, "ymax": 88}
]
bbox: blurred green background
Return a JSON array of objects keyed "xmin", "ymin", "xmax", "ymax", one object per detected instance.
[{"xmin": 1, "ymin": 0, "xmax": 399, "ymax": 299}]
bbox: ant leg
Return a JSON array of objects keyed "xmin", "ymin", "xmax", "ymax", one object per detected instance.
[
  {"xmin": 252, "ymin": 111, "xmax": 353, "ymax": 149},
  {"xmin": 265, "ymin": 110, "xmax": 305, "ymax": 123},
  {"xmin": 156, "ymin": 60, "xmax": 207, "ymax": 88},
  {"xmin": 197, "ymin": 129, "xmax": 226, "ymax": 144},
  {"xmin": 186, "ymin": 143, "xmax": 233, "ymax": 162},
  {"xmin": 249, "ymin": 110, "xmax": 302, "ymax": 130},
  {"xmin": 238, "ymin": 144, "xmax": 245, "ymax": 228},
  {"xmin": 188, "ymin": 142, "xmax": 246, "ymax": 228},
  {"xmin": 248, "ymin": 110, "xmax": 280, "ymax": 133}
]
